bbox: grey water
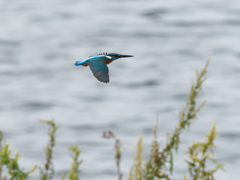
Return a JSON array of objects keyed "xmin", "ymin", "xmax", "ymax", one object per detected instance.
[{"xmin": 0, "ymin": 0, "xmax": 240, "ymax": 179}]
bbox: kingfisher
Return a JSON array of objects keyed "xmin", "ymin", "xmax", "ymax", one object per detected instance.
[{"xmin": 75, "ymin": 53, "xmax": 134, "ymax": 83}]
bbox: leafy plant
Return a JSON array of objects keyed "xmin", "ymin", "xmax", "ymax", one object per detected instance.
[
  {"xmin": 128, "ymin": 134, "xmax": 143, "ymax": 180},
  {"xmin": 66, "ymin": 145, "xmax": 82, "ymax": 180},
  {"xmin": 0, "ymin": 135, "xmax": 37, "ymax": 180},
  {"xmin": 128, "ymin": 60, "xmax": 223, "ymax": 180},
  {"xmin": 0, "ymin": 120, "xmax": 82, "ymax": 180},
  {"xmin": 39, "ymin": 120, "xmax": 60, "ymax": 180},
  {"xmin": 184, "ymin": 122, "xmax": 224, "ymax": 180}
]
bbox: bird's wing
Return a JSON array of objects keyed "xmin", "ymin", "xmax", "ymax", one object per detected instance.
[{"xmin": 88, "ymin": 57, "xmax": 109, "ymax": 83}]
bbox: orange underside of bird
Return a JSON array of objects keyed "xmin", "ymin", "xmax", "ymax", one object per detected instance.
[{"xmin": 82, "ymin": 60, "xmax": 113, "ymax": 67}]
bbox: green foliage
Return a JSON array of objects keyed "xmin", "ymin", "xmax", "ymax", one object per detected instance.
[
  {"xmin": 128, "ymin": 60, "xmax": 223, "ymax": 180},
  {"xmin": 0, "ymin": 142, "xmax": 37, "ymax": 180},
  {"xmin": 61, "ymin": 145, "xmax": 83, "ymax": 180},
  {"xmin": 39, "ymin": 119, "xmax": 60, "ymax": 180},
  {"xmin": 185, "ymin": 122, "xmax": 224, "ymax": 180},
  {"xmin": 0, "ymin": 120, "xmax": 82, "ymax": 180},
  {"xmin": 128, "ymin": 135, "xmax": 143, "ymax": 180},
  {"xmin": 142, "ymin": 60, "xmax": 210, "ymax": 179},
  {"xmin": 67, "ymin": 145, "xmax": 82, "ymax": 180},
  {"xmin": 143, "ymin": 121, "xmax": 170, "ymax": 180}
]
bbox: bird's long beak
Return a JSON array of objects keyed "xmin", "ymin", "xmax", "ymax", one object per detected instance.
[{"xmin": 119, "ymin": 54, "xmax": 134, "ymax": 58}]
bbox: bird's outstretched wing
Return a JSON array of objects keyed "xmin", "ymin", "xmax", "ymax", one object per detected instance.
[{"xmin": 88, "ymin": 57, "xmax": 109, "ymax": 83}]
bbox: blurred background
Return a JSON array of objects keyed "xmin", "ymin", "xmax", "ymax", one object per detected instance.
[{"xmin": 0, "ymin": 0, "xmax": 239, "ymax": 179}]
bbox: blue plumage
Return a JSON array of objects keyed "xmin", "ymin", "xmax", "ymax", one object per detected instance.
[
  {"xmin": 75, "ymin": 53, "xmax": 133, "ymax": 83},
  {"xmin": 74, "ymin": 59, "xmax": 89, "ymax": 66}
]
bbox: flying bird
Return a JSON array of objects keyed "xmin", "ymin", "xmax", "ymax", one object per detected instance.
[{"xmin": 75, "ymin": 53, "xmax": 134, "ymax": 83}]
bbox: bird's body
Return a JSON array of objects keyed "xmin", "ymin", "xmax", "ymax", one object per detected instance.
[{"xmin": 75, "ymin": 53, "xmax": 133, "ymax": 83}]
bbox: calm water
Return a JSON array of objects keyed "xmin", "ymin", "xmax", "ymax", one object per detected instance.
[{"xmin": 0, "ymin": 0, "xmax": 240, "ymax": 179}]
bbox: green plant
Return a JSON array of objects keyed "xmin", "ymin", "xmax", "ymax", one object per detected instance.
[
  {"xmin": 67, "ymin": 145, "xmax": 82, "ymax": 180},
  {"xmin": 39, "ymin": 119, "xmax": 60, "ymax": 180},
  {"xmin": 184, "ymin": 122, "xmax": 224, "ymax": 180},
  {"xmin": 0, "ymin": 120, "xmax": 83, "ymax": 180},
  {"xmin": 0, "ymin": 138, "xmax": 37, "ymax": 180},
  {"xmin": 128, "ymin": 60, "xmax": 223, "ymax": 180},
  {"xmin": 128, "ymin": 134, "xmax": 143, "ymax": 180}
]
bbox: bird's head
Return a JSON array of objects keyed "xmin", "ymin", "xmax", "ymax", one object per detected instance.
[{"xmin": 105, "ymin": 53, "xmax": 134, "ymax": 60}]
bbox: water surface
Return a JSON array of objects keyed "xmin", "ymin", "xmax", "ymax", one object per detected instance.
[{"xmin": 0, "ymin": 0, "xmax": 240, "ymax": 179}]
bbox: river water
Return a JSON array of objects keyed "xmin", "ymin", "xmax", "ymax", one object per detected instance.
[{"xmin": 0, "ymin": 0, "xmax": 239, "ymax": 179}]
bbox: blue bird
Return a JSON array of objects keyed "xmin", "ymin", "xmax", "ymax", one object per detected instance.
[{"xmin": 75, "ymin": 53, "xmax": 134, "ymax": 83}]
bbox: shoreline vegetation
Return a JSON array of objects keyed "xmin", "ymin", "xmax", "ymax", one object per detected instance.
[{"xmin": 0, "ymin": 60, "xmax": 224, "ymax": 180}]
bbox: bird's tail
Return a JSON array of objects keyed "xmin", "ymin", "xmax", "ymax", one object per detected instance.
[{"xmin": 75, "ymin": 60, "xmax": 86, "ymax": 66}]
